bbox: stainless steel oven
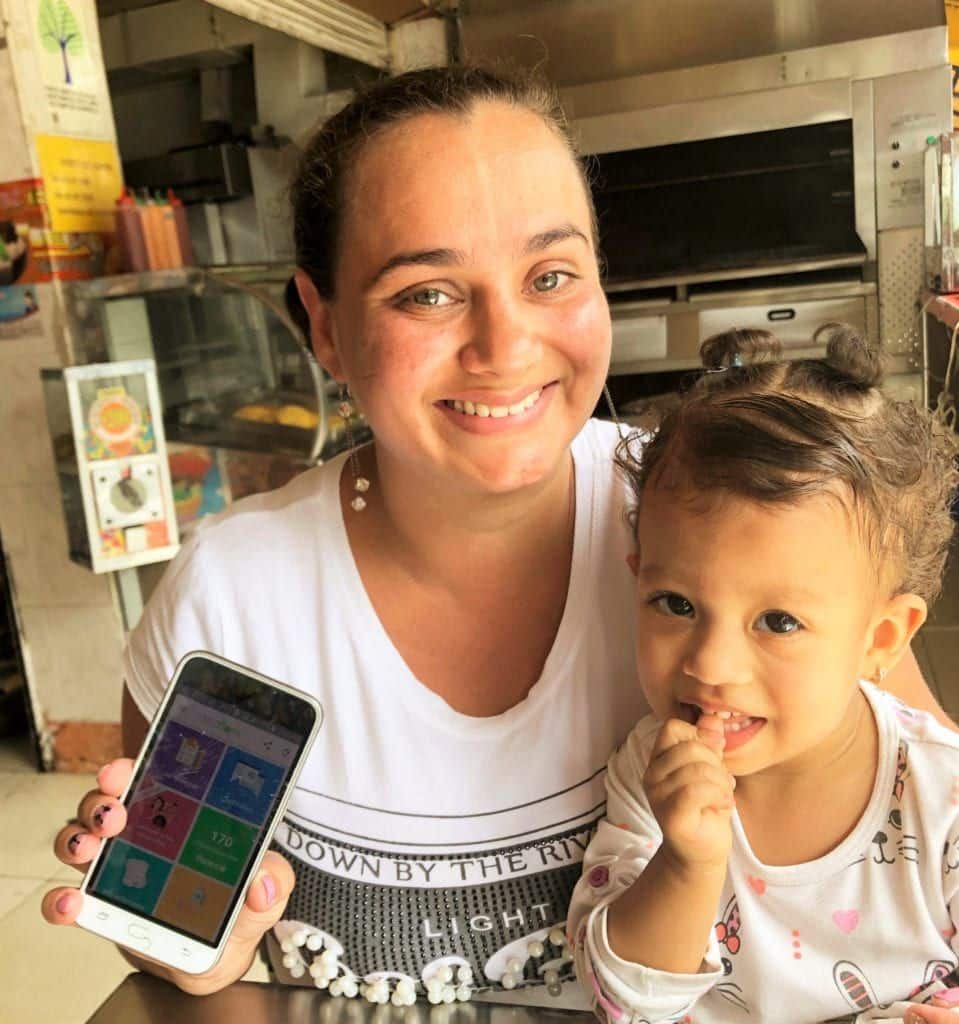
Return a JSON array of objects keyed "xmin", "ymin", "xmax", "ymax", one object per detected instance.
[{"xmin": 461, "ymin": 0, "xmax": 952, "ymax": 408}]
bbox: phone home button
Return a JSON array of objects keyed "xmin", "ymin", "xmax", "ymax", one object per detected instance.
[{"xmin": 126, "ymin": 923, "xmax": 151, "ymax": 950}]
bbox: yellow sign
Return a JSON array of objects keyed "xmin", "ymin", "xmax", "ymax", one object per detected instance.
[{"xmin": 34, "ymin": 133, "xmax": 122, "ymax": 233}]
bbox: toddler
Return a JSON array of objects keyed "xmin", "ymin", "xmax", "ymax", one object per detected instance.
[{"xmin": 569, "ymin": 325, "xmax": 959, "ymax": 1023}]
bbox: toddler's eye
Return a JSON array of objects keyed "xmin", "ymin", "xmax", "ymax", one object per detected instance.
[
  {"xmin": 755, "ymin": 611, "xmax": 802, "ymax": 634},
  {"xmin": 651, "ymin": 593, "xmax": 695, "ymax": 618}
]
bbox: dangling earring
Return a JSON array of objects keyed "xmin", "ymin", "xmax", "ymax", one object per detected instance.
[
  {"xmin": 873, "ymin": 665, "xmax": 889, "ymax": 685},
  {"xmin": 338, "ymin": 384, "xmax": 370, "ymax": 511}
]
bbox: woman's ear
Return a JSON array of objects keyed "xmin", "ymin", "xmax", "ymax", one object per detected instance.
[
  {"xmin": 294, "ymin": 269, "xmax": 344, "ymax": 380},
  {"xmin": 862, "ymin": 591, "xmax": 928, "ymax": 683}
]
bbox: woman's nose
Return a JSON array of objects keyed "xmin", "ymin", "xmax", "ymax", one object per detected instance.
[
  {"xmin": 681, "ymin": 623, "xmax": 752, "ymax": 689},
  {"xmin": 460, "ymin": 290, "xmax": 540, "ymax": 376}
]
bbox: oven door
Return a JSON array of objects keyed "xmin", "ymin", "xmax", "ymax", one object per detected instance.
[{"xmin": 591, "ymin": 119, "xmax": 865, "ymax": 291}]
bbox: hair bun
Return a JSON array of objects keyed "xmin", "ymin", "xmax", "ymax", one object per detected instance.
[
  {"xmin": 814, "ymin": 322, "xmax": 883, "ymax": 390},
  {"xmin": 699, "ymin": 328, "xmax": 781, "ymax": 370}
]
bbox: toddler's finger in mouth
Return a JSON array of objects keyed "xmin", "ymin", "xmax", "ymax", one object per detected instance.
[{"xmin": 697, "ymin": 714, "xmax": 726, "ymax": 748}]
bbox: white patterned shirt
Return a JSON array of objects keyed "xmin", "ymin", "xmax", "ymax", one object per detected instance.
[{"xmin": 569, "ymin": 683, "xmax": 959, "ymax": 1024}]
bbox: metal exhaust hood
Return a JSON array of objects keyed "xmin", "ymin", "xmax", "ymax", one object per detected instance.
[{"xmin": 459, "ymin": 0, "xmax": 947, "ymax": 88}]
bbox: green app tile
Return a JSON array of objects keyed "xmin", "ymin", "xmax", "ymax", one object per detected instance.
[{"xmin": 180, "ymin": 806, "xmax": 258, "ymax": 886}]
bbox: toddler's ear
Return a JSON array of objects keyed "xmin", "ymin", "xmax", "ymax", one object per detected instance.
[{"xmin": 862, "ymin": 592, "xmax": 927, "ymax": 682}]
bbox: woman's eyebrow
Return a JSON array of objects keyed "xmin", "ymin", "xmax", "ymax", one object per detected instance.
[
  {"xmin": 367, "ymin": 247, "xmax": 464, "ymax": 289},
  {"xmin": 523, "ymin": 223, "xmax": 590, "ymax": 254},
  {"xmin": 366, "ymin": 223, "xmax": 589, "ymax": 291}
]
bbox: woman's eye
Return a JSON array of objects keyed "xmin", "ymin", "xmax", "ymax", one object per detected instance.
[
  {"xmin": 755, "ymin": 611, "xmax": 802, "ymax": 635},
  {"xmin": 650, "ymin": 593, "xmax": 695, "ymax": 618},
  {"xmin": 404, "ymin": 287, "xmax": 453, "ymax": 308},
  {"xmin": 531, "ymin": 270, "xmax": 572, "ymax": 293}
]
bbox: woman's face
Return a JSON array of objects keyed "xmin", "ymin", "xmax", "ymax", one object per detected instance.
[{"xmin": 308, "ymin": 101, "xmax": 611, "ymax": 498}]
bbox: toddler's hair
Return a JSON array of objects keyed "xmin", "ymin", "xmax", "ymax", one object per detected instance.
[{"xmin": 616, "ymin": 323, "xmax": 959, "ymax": 603}]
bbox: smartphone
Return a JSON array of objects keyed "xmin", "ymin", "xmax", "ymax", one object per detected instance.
[{"xmin": 77, "ymin": 651, "xmax": 322, "ymax": 974}]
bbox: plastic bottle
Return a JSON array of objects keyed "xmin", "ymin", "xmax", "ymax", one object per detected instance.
[
  {"xmin": 167, "ymin": 189, "xmax": 195, "ymax": 266},
  {"xmin": 139, "ymin": 191, "xmax": 163, "ymax": 270},
  {"xmin": 114, "ymin": 187, "xmax": 148, "ymax": 272},
  {"xmin": 155, "ymin": 192, "xmax": 183, "ymax": 268}
]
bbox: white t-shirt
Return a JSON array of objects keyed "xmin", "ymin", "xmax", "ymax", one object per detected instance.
[
  {"xmin": 569, "ymin": 683, "xmax": 959, "ymax": 1024},
  {"xmin": 124, "ymin": 418, "xmax": 646, "ymax": 1005}
]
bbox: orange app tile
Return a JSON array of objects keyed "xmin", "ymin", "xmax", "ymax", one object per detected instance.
[{"xmin": 153, "ymin": 866, "xmax": 234, "ymax": 942}]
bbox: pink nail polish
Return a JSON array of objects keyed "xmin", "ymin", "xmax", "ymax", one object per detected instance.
[
  {"xmin": 55, "ymin": 893, "xmax": 72, "ymax": 915},
  {"xmin": 262, "ymin": 875, "xmax": 277, "ymax": 906},
  {"xmin": 935, "ymin": 987, "xmax": 959, "ymax": 1006}
]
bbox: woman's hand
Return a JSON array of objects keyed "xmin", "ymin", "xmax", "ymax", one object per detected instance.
[
  {"xmin": 643, "ymin": 714, "xmax": 735, "ymax": 873},
  {"xmin": 904, "ymin": 990, "xmax": 959, "ymax": 1021},
  {"xmin": 41, "ymin": 758, "xmax": 296, "ymax": 996}
]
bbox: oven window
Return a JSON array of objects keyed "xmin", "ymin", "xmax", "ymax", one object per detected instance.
[{"xmin": 590, "ymin": 120, "xmax": 862, "ymax": 286}]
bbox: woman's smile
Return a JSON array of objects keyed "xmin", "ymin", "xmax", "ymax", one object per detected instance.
[{"xmin": 436, "ymin": 381, "xmax": 556, "ymax": 433}]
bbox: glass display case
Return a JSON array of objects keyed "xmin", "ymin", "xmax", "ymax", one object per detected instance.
[{"xmin": 58, "ymin": 267, "xmax": 368, "ymax": 539}]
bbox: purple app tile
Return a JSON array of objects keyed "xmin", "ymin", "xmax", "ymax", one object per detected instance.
[{"xmin": 149, "ymin": 722, "xmax": 224, "ymax": 800}]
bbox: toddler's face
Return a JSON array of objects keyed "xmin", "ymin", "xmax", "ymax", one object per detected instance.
[{"xmin": 632, "ymin": 484, "xmax": 887, "ymax": 778}]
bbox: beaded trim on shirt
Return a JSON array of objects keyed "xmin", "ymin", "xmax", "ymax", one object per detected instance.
[{"xmin": 274, "ymin": 921, "xmax": 575, "ymax": 1003}]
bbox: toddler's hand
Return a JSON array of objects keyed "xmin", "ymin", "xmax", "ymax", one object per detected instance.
[{"xmin": 643, "ymin": 715, "xmax": 735, "ymax": 873}]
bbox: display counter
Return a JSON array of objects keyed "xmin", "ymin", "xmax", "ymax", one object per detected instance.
[{"xmin": 86, "ymin": 974, "xmax": 595, "ymax": 1024}]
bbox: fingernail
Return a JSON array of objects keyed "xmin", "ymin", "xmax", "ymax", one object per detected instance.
[
  {"xmin": 261, "ymin": 874, "xmax": 277, "ymax": 906},
  {"xmin": 95, "ymin": 762, "xmax": 114, "ymax": 788},
  {"xmin": 55, "ymin": 893, "xmax": 72, "ymax": 916},
  {"xmin": 935, "ymin": 988, "xmax": 959, "ymax": 1006},
  {"xmin": 67, "ymin": 832, "xmax": 84, "ymax": 855},
  {"xmin": 92, "ymin": 805, "xmax": 111, "ymax": 828}
]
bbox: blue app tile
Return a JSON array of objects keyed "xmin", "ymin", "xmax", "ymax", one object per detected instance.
[
  {"xmin": 206, "ymin": 748, "xmax": 285, "ymax": 825},
  {"xmin": 93, "ymin": 840, "xmax": 173, "ymax": 914}
]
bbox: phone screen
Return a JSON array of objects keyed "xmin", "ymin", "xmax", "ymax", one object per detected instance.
[{"xmin": 86, "ymin": 655, "xmax": 317, "ymax": 946}]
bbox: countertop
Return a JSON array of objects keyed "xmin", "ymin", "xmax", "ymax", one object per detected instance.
[{"xmin": 86, "ymin": 974, "xmax": 596, "ymax": 1024}]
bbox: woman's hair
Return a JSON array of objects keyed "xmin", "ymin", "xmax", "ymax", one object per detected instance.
[
  {"xmin": 616, "ymin": 323, "xmax": 959, "ymax": 603},
  {"xmin": 284, "ymin": 63, "xmax": 596, "ymax": 334}
]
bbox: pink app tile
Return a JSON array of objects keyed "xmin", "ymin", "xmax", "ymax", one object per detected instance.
[{"xmin": 122, "ymin": 776, "xmax": 201, "ymax": 860}]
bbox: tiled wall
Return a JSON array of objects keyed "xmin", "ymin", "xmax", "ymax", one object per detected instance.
[{"xmin": 0, "ymin": 284, "xmax": 127, "ymax": 759}]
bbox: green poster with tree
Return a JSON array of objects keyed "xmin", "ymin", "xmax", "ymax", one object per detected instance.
[{"xmin": 37, "ymin": 0, "xmax": 84, "ymax": 86}]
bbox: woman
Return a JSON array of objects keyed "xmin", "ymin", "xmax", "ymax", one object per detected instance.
[{"xmin": 42, "ymin": 65, "xmax": 954, "ymax": 1018}]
